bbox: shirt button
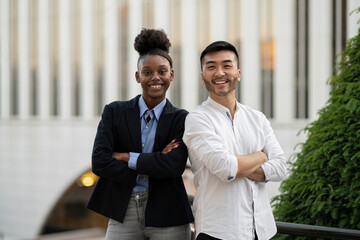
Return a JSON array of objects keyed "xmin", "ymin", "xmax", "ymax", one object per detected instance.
[
  {"xmin": 142, "ymin": 144, "xmax": 145, "ymax": 147},
  {"xmin": 146, "ymin": 126, "xmax": 148, "ymax": 129}
]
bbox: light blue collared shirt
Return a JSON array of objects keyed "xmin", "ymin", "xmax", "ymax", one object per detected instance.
[{"xmin": 128, "ymin": 96, "xmax": 166, "ymax": 193}]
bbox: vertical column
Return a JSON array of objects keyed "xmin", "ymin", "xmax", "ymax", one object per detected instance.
[
  {"xmin": 347, "ymin": 0, "xmax": 360, "ymax": 40},
  {"xmin": 18, "ymin": 0, "xmax": 31, "ymax": 118},
  {"xmin": 240, "ymin": 0, "xmax": 261, "ymax": 110},
  {"xmin": 38, "ymin": 0, "xmax": 51, "ymax": 119},
  {"xmin": 80, "ymin": 0, "xmax": 95, "ymax": 119},
  {"xmin": 153, "ymin": 0, "xmax": 171, "ymax": 100},
  {"xmin": 103, "ymin": 0, "xmax": 119, "ymax": 105},
  {"xmin": 154, "ymin": 0, "xmax": 169, "ymax": 33},
  {"xmin": 273, "ymin": 0, "xmax": 295, "ymax": 123},
  {"xmin": 297, "ymin": 1, "xmax": 307, "ymax": 118},
  {"xmin": 210, "ymin": 0, "xmax": 227, "ymax": 41},
  {"xmin": 0, "ymin": 0, "xmax": 11, "ymax": 118},
  {"xmin": 181, "ymin": 0, "xmax": 198, "ymax": 111},
  {"xmin": 58, "ymin": 0, "xmax": 72, "ymax": 119},
  {"xmin": 309, "ymin": 0, "xmax": 332, "ymax": 120},
  {"xmin": 127, "ymin": 0, "xmax": 142, "ymax": 99},
  {"xmin": 334, "ymin": 0, "xmax": 343, "ymax": 58}
]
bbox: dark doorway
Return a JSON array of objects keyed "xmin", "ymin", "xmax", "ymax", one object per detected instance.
[{"xmin": 41, "ymin": 170, "xmax": 108, "ymax": 234}]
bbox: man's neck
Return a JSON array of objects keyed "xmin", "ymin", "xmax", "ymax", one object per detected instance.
[{"xmin": 209, "ymin": 93, "xmax": 237, "ymax": 118}]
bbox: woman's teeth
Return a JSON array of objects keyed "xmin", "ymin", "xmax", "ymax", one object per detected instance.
[{"xmin": 151, "ymin": 85, "xmax": 162, "ymax": 89}]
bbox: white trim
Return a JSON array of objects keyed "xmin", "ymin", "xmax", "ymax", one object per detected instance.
[
  {"xmin": 0, "ymin": 0, "xmax": 11, "ymax": 118},
  {"xmin": 308, "ymin": 0, "xmax": 332, "ymax": 120},
  {"xmin": 181, "ymin": 0, "xmax": 198, "ymax": 111},
  {"xmin": 104, "ymin": 0, "xmax": 119, "ymax": 105},
  {"xmin": 18, "ymin": 0, "xmax": 31, "ymax": 118},
  {"xmin": 38, "ymin": 0, "xmax": 51, "ymax": 119},
  {"xmin": 273, "ymin": 0, "xmax": 296, "ymax": 123},
  {"xmin": 80, "ymin": 0, "xmax": 95, "ymax": 119},
  {"xmin": 58, "ymin": 0, "xmax": 72, "ymax": 119},
  {"xmin": 127, "ymin": 0, "xmax": 143, "ymax": 99},
  {"xmin": 241, "ymin": 0, "xmax": 261, "ymax": 110}
]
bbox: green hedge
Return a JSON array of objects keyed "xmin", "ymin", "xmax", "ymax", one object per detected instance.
[{"xmin": 271, "ymin": 9, "xmax": 360, "ymax": 240}]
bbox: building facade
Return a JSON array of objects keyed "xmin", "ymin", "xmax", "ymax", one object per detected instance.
[{"xmin": 0, "ymin": 0, "xmax": 359, "ymax": 238}]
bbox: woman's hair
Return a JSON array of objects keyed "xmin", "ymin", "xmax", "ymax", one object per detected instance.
[{"xmin": 134, "ymin": 28, "xmax": 173, "ymax": 68}]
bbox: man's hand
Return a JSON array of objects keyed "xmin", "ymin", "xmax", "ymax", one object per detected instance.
[
  {"xmin": 236, "ymin": 151, "xmax": 268, "ymax": 178},
  {"xmin": 247, "ymin": 167, "xmax": 266, "ymax": 182},
  {"xmin": 162, "ymin": 139, "xmax": 180, "ymax": 154}
]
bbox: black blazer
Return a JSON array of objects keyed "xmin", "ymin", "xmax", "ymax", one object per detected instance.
[{"xmin": 87, "ymin": 95, "xmax": 194, "ymax": 227}]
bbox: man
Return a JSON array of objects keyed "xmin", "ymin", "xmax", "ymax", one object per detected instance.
[{"xmin": 183, "ymin": 41, "xmax": 286, "ymax": 240}]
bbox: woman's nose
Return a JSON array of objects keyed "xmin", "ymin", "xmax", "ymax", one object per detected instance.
[{"xmin": 152, "ymin": 73, "xmax": 160, "ymax": 80}]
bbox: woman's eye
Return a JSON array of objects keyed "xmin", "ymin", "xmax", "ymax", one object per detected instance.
[
  {"xmin": 159, "ymin": 70, "xmax": 167, "ymax": 75},
  {"xmin": 143, "ymin": 71, "xmax": 151, "ymax": 76}
]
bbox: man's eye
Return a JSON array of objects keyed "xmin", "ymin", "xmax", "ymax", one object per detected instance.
[
  {"xmin": 159, "ymin": 70, "xmax": 167, "ymax": 75},
  {"xmin": 224, "ymin": 65, "xmax": 232, "ymax": 69},
  {"xmin": 143, "ymin": 71, "xmax": 151, "ymax": 76},
  {"xmin": 207, "ymin": 66, "xmax": 215, "ymax": 70}
]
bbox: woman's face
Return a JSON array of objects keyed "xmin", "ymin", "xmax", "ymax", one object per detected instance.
[{"xmin": 136, "ymin": 54, "xmax": 173, "ymax": 105}]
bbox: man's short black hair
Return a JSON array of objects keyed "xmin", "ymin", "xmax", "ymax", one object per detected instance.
[{"xmin": 200, "ymin": 41, "xmax": 239, "ymax": 70}]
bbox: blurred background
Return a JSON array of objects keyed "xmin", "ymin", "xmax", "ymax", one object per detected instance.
[{"xmin": 1, "ymin": 0, "xmax": 359, "ymax": 239}]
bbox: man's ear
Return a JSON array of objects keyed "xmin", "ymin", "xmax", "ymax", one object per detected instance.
[
  {"xmin": 201, "ymin": 72, "xmax": 205, "ymax": 84},
  {"xmin": 237, "ymin": 69, "xmax": 241, "ymax": 82}
]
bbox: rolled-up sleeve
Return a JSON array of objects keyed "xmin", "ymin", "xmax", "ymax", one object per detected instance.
[
  {"xmin": 261, "ymin": 116, "xmax": 287, "ymax": 182},
  {"xmin": 183, "ymin": 112, "xmax": 238, "ymax": 182}
]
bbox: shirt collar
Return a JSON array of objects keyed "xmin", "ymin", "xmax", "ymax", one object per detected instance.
[
  {"xmin": 139, "ymin": 95, "xmax": 166, "ymax": 121},
  {"xmin": 207, "ymin": 97, "xmax": 240, "ymax": 116}
]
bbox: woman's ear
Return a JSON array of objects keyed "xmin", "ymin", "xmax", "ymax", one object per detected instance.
[
  {"xmin": 135, "ymin": 71, "xmax": 140, "ymax": 83},
  {"xmin": 170, "ymin": 69, "xmax": 174, "ymax": 82}
]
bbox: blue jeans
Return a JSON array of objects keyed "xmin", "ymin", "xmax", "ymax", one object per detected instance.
[{"xmin": 105, "ymin": 192, "xmax": 191, "ymax": 240}]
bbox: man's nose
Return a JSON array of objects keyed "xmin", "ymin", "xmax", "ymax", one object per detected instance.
[{"xmin": 214, "ymin": 67, "xmax": 225, "ymax": 77}]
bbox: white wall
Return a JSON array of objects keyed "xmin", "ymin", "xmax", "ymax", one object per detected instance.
[{"xmin": 0, "ymin": 120, "xmax": 98, "ymax": 238}]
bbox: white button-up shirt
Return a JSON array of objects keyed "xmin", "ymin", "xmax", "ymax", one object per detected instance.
[{"xmin": 183, "ymin": 97, "xmax": 286, "ymax": 240}]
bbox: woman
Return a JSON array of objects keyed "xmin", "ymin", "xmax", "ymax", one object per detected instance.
[{"xmin": 87, "ymin": 28, "xmax": 194, "ymax": 239}]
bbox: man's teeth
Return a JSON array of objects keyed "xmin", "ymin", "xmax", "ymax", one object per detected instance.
[
  {"xmin": 151, "ymin": 85, "xmax": 162, "ymax": 89},
  {"xmin": 214, "ymin": 81, "xmax": 226, "ymax": 84}
]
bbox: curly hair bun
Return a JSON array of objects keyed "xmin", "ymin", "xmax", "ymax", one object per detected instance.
[{"xmin": 134, "ymin": 28, "xmax": 171, "ymax": 55}]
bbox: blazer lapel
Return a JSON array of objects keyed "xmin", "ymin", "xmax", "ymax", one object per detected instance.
[
  {"xmin": 155, "ymin": 100, "xmax": 175, "ymax": 150},
  {"xmin": 125, "ymin": 96, "xmax": 142, "ymax": 153}
]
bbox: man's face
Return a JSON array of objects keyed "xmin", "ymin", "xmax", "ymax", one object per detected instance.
[{"xmin": 201, "ymin": 50, "xmax": 241, "ymax": 98}]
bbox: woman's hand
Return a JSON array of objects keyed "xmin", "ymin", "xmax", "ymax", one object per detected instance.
[
  {"xmin": 112, "ymin": 152, "xmax": 130, "ymax": 163},
  {"xmin": 162, "ymin": 139, "xmax": 180, "ymax": 154}
]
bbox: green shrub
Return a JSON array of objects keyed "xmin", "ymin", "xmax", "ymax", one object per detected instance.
[{"xmin": 271, "ymin": 9, "xmax": 360, "ymax": 240}]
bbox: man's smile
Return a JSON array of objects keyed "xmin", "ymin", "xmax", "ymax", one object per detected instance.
[{"xmin": 212, "ymin": 78, "xmax": 228, "ymax": 85}]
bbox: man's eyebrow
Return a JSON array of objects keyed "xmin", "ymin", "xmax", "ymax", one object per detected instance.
[
  {"xmin": 205, "ymin": 60, "xmax": 216, "ymax": 65},
  {"xmin": 205, "ymin": 59, "xmax": 233, "ymax": 65},
  {"xmin": 223, "ymin": 59, "xmax": 233, "ymax": 63}
]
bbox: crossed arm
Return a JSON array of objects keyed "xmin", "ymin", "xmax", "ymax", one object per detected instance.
[
  {"xmin": 112, "ymin": 139, "xmax": 180, "ymax": 175},
  {"xmin": 235, "ymin": 151, "xmax": 267, "ymax": 182}
]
